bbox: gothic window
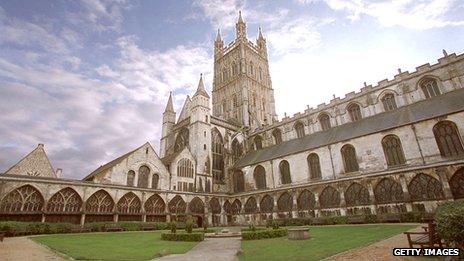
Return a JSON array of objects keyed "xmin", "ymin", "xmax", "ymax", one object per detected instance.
[
  {"xmin": 126, "ymin": 170, "xmax": 135, "ymax": 187},
  {"xmin": 231, "ymin": 139, "xmax": 243, "ymax": 163},
  {"xmin": 205, "ymin": 179, "xmax": 211, "ymax": 193},
  {"xmin": 341, "ymin": 144, "xmax": 359, "ymax": 173},
  {"xmin": 177, "ymin": 158, "xmax": 194, "ymax": 178},
  {"xmin": 137, "ymin": 165, "xmax": 150, "ymax": 188},
  {"xmin": 433, "ymin": 121, "xmax": 464, "ymax": 157},
  {"xmin": 209, "ymin": 197, "xmax": 221, "ymax": 214},
  {"xmin": 374, "ymin": 178, "xmax": 404, "ymax": 204},
  {"xmin": 144, "ymin": 194, "xmax": 165, "ymax": 214},
  {"xmin": 168, "ymin": 195, "xmax": 186, "ymax": 214},
  {"xmin": 233, "ymin": 170, "xmax": 245, "ymax": 192},
  {"xmin": 347, "ymin": 103, "xmax": 362, "ymax": 122},
  {"xmin": 408, "ymin": 173, "xmax": 444, "ymax": 201},
  {"xmin": 117, "ymin": 192, "xmax": 141, "ymax": 214},
  {"xmin": 85, "ymin": 190, "xmax": 114, "ymax": 213},
  {"xmin": 318, "ymin": 113, "xmax": 331, "ymax": 131},
  {"xmin": 294, "ymin": 121, "xmax": 305, "ymax": 138},
  {"xmin": 211, "ymin": 129, "xmax": 224, "ymax": 182},
  {"xmin": 260, "ymin": 195, "xmax": 274, "ymax": 213},
  {"xmin": 232, "ymin": 62, "xmax": 237, "ymax": 75},
  {"xmin": 259, "ymin": 67, "xmax": 263, "ymax": 81},
  {"xmin": 420, "ymin": 77, "xmax": 441, "ymax": 98},
  {"xmin": 249, "ymin": 61, "xmax": 254, "ymax": 75},
  {"xmin": 297, "ymin": 190, "xmax": 316, "ymax": 210},
  {"xmin": 0, "ymin": 185, "xmax": 44, "ymax": 213},
  {"xmin": 253, "ymin": 165, "xmax": 267, "ymax": 189},
  {"xmin": 273, "ymin": 129, "xmax": 282, "ymax": 145},
  {"xmin": 174, "ymin": 128, "xmax": 189, "ymax": 152},
  {"xmin": 279, "ymin": 160, "xmax": 292, "ymax": 184},
  {"xmin": 46, "ymin": 187, "xmax": 82, "ymax": 213},
  {"xmin": 254, "ymin": 135, "xmax": 263, "ymax": 150},
  {"xmin": 223, "ymin": 201, "xmax": 232, "ymax": 215},
  {"xmin": 152, "ymin": 173, "xmax": 159, "ymax": 189},
  {"xmin": 222, "ymin": 100, "xmax": 227, "ymax": 115},
  {"xmin": 189, "ymin": 197, "xmax": 205, "ymax": 214},
  {"xmin": 244, "ymin": 197, "xmax": 257, "ymax": 214},
  {"xmin": 277, "ymin": 192, "xmax": 293, "ymax": 212},
  {"xmin": 345, "ymin": 183, "xmax": 370, "ymax": 207},
  {"xmin": 231, "ymin": 199, "xmax": 242, "ymax": 215},
  {"xmin": 381, "ymin": 93, "xmax": 397, "ymax": 111},
  {"xmin": 307, "ymin": 153, "xmax": 322, "ymax": 179},
  {"xmin": 382, "ymin": 135, "xmax": 406, "ymax": 167},
  {"xmin": 449, "ymin": 168, "xmax": 464, "ymax": 199},
  {"xmin": 319, "ymin": 186, "xmax": 340, "ymax": 209}
]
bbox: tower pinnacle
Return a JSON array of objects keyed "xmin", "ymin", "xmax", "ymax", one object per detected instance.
[
  {"xmin": 164, "ymin": 92, "xmax": 174, "ymax": 113},
  {"xmin": 235, "ymin": 11, "xmax": 246, "ymax": 39},
  {"xmin": 194, "ymin": 74, "xmax": 209, "ymax": 98}
]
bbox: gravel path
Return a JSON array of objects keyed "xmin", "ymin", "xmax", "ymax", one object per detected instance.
[{"xmin": 0, "ymin": 236, "xmax": 66, "ymax": 261}]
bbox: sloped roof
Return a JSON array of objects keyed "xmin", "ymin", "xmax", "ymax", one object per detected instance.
[
  {"xmin": 4, "ymin": 144, "xmax": 56, "ymax": 178},
  {"xmin": 234, "ymin": 88, "xmax": 464, "ymax": 168}
]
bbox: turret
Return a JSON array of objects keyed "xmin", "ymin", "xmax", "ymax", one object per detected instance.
[
  {"xmin": 214, "ymin": 28, "xmax": 224, "ymax": 57},
  {"xmin": 257, "ymin": 27, "xmax": 267, "ymax": 57},
  {"xmin": 160, "ymin": 92, "xmax": 176, "ymax": 157},
  {"xmin": 235, "ymin": 11, "xmax": 246, "ymax": 40}
]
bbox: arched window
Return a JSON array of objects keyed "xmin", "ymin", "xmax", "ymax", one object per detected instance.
[
  {"xmin": 168, "ymin": 195, "xmax": 186, "ymax": 214},
  {"xmin": 232, "ymin": 62, "xmax": 237, "ymax": 75},
  {"xmin": 297, "ymin": 190, "xmax": 316, "ymax": 210},
  {"xmin": 374, "ymin": 178, "xmax": 404, "ymax": 204},
  {"xmin": 209, "ymin": 198, "xmax": 221, "ymax": 214},
  {"xmin": 117, "ymin": 192, "xmax": 141, "ymax": 214},
  {"xmin": 174, "ymin": 128, "xmax": 189, "ymax": 152},
  {"xmin": 211, "ymin": 129, "xmax": 224, "ymax": 182},
  {"xmin": 341, "ymin": 144, "xmax": 359, "ymax": 172},
  {"xmin": 345, "ymin": 183, "xmax": 370, "ymax": 207},
  {"xmin": 381, "ymin": 93, "xmax": 397, "ymax": 111},
  {"xmin": 244, "ymin": 197, "xmax": 257, "ymax": 214},
  {"xmin": 231, "ymin": 199, "xmax": 242, "ymax": 215},
  {"xmin": 307, "ymin": 153, "xmax": 321, "ymax": 179},
  {"xmin": 449, "ymin": 169, "xmax": 464, "ymax": 199},
  {"xmin": 85, "ymin": 190, "xmax": 114, "ymax": 213},
  {"xmin": 294, "ymin": 121, "xmax": 305, "ymax": 138},
  {"xmin": 126, "ymin": 170, "xmax": 135, "ymax": 187},
  {"xmin": 189, "ymin": 197, "xmax": 205, "ymax": 214},
  {"xmin": 152, "ymin": 174, "xmax": 159, "ymax": 189},
  {"xmin": 144, "ymin": 194, "xmax": 165, "ymax": 214},
  {"xmin": 254, "ymin": 135, "xmax": 263, "ymax": 150},
  {"xmin": 433, "ymin": 121, "xmax": 464, "ymax": 157},
  {"xmin": 233, "ymin": 170, "xmax": 245, "ymax": 192},
  {"xmin": 0, "ymin": 185, "xmax": 44, "ymax": 213},
  {"xmin": 138, "ymin": 165, "xmax": 150, "ymax": 188},
  {"xmin": 272, "ymin": 129, "xmax": 282, "ymax": 145},
  {"xmin": 277, "ymin": 192, "xmax": 293, "ymax": 212},
  {"xmin": 177, "ymin": 158, "xmax": 194, "ymax": 178},
  {"xmin": 319, "ymin": 186, "xmax": 340, "ymax": 208},
  {"xmin": 249, "ymin": 61, "xmax": 254, "ymax": 75},
  {"xmin": 382, "ymin": 135, "xmax": 406, "ymax": 166},
  {"xmin": 253, "ymin": 165, "xmax": 266, "ymax": 189},
  {"xmin": 223, "ymin": 201, "xmax": 232, "ymax": 215},
  {"xmin": 260, "ymin": 195, "xmax": 274, "ymax": 213},
  {"xmin": 408, "ymin": 174, "xmax": 444, "ymax": 201},
  {"xmin": 319, "ymin": 113, "xmax": 331, "ymax": 131},
  {"xmin": 420, "ymin": 77, "xmax": 441, "ymax": 98},
  {"xmin": 259, "ymin": 67, "xmax": 263, "ymax": 81},
  {"xmin": 347, "ymin": 103, "xmax": 362, "ymax": 122},
  {"xmin": 231, "ymin": 139, "xmax": 243, "ymax": 163},
  {"xmin": 279, "ymin": 160, "xmax": 292, "ymax": 184},
  {"xmin": 46, "ymin": 188, "xmax": 82, "ymax": 213}
]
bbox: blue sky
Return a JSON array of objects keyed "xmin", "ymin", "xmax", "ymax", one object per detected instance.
[{"xmin": 1, "ymin": 0, "xmax": 463, "ymax": 179}]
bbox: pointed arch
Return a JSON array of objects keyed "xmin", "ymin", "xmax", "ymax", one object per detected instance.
[
  {"xmin": 319, "ymin": 186, "xmax": 340, "ymax": 208},
  {"xmin": 117, "ymin": 192, "xmax": 141, "ymax": 214},
  {"xmin": 260, "ymin": 195, "xmax": 274, "ymax": 213},
  {"xmin": 254, "ymin": 135, "xmax": 263, "ymax": 150},
  {"xmin": 419, "ymin": 77, "xmax": 441, "ymax": 98},
  {"xmin": 433, "ymin": 121, "xmax": 464, "ymax": 157},
  {"xmin": 294, "ymin": 121, "xmax": 305, "ymax": 138},
  {"xmin": 345, "ymin": 183, "xmax": 370, "ymax": 207},
  {"xmin": 137, "ymin": 165, "xmax": 150, "ymax": 188},
  {"xmin": 277, "ymin": 192, "xmax": 293, "ymax": 212},
  {"xmin": 253, "ymin": 165, "xmax": 266, "ymax": 189},
  {"xmin": 279, "ymin": 160, "xmax": 292, "ymax": 184},
  {"xmin": 231, "ymin": 199, "xmax": 242, "ymax": 215},
  {"xmin": 244, "ymin": 197, "xmax": 257, "ymax": 214},
  {"xmin": 46, "ymin": 187, "xmax": 82, "ymax": 213},
  {"xmin": 174, "ymin": 127, "xmax": 189, "ymax": 152},
  {"xmin": 318, "ymin": 113, "xmax": 331, "ymax": 131},
  {"xmin": 231, "ymin": 138, "xmax": 243, "ymax": 163},
  {"xmin": 152, "ymin": 173, "xmax": 159, "ymax": 189},
  {"xmin": 189, "ymin": 197, "xmax": 205, "ymax": 214},
  {"xmin": 408, "ymin": 173, "xmax": 444, "ymax": 201},
  {"xmin": 341, "ymin": 144, "xmax": 359, "ymax": 173},
  {"xmin": 126, "ymin": 170, "xmax": 135, "ymax": 186},
  {"xmin": 211, "ymin": 128, "xmax": 224, "ymax": 182},
  {"xmin": 347, "ymin": 103, "xmax": 362, "ymax": 122},
  {"xmin": 223, "ymin": 200, "xmax": 232, "ymax": 215},
  {"xmin": 177, "ymin": 158, "xmax": 194, "ymax": 178},
  {"xmin": 233, "ymin": 170, "xmax": 245, "ymax": 192},
  {"xmin": 0, "ymin": 185, "xmax": 44, "ymax": 213},
  {"xmin": 209, "ymin": 197, "xmax": 221, "ymax": 214},
  {"xmin": 382, "ymin": 135, "xmax": 406, "ymax": 166},
  {"xmin": 168, "ymin": 195, "xmax": 186, "ymax": 215},
  {"xmin": 374, "ymin": 178, "xmax": 404, "ymax": 204},
  {"xmin": 272, "ymin": 128, "xmax": 282, "ymax": 145},
  {"xmin": 450, "ymin": 168, "xmax": 464, "ymax": 199},
  {"xmin": 381, "ymin": 92, "xmax": 397, "ymax": 111},
  {"xmin": 307, "ymin": 153, "xmax": 321, "ymax": 179},
  {"xmin": 144, "ymin": 194, "xmax": 165, "ymax": 214},
  {"xmin": 297, "ymin": 189, "xmax": 316, "ymax": 211},
  {"xmin": 85, "ymin": 190, "xmax": 114, "ymax": 213}
]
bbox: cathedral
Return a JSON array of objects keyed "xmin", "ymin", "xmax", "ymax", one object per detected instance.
[{"xmin": 1, "ymin": 12, "xmax": 464, "ymax": 227}]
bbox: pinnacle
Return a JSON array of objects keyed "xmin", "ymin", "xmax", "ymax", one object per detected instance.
[
  {"xmin": 216, "ymin": 28, "xmax": 222, "ymax": 42},
  {"xmin": 238, "ymin": 10, "xmax": 244, "ymax": 23},
  {"xmin": 164, "ymin": 91, "xmax": 174, "ymax": 113},
  {"xmin": 194, "ymin": 74, "xmax": 210, "ymax": 98}
]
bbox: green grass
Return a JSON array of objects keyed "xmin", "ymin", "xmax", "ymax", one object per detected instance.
[
  {"xmin": 239, "ymin": 224, "xmax": 417, "ymax": 261},
  {"xmin": 32, "ymin": 231, "xmax": 198, "ymax": 260}
]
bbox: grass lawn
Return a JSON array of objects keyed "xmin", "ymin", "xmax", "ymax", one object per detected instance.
[
  {"xmin": 239, "ymin": 224, "xmax": 417, "ymax": 261},
  {"xmin": 32, "ymin": 231, "xmax": 198, "ymax": 260}
]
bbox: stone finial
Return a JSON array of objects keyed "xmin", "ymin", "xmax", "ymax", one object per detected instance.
[
  {"xmin": 443, "ymin": 49, "xmax": 448, "ymax": 57},
  {"xmin": 38, "ymin": 143, "xmax": 44, "ymax": 148},
  {"xmin": 397, "ymin": 68, "xmax": 402, "ymax": 74},
  {"xmin": 215, "ymin": 28, "xmax": 222, "ymax": 42},
  {"xmin": 55, "ymin": 168, "xmax": 62, "ymax": 177}
]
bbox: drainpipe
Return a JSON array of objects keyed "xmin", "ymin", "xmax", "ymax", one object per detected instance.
[
  {"xmin": 328, "ymin": 145, "xmax": 336, "ymax": 179},
  {"xmin": 270, "ymin": 160, "xmax": 276, "ymax": 188},
  {"xmin": 411, "ymin": 124, "xmax": 426, "ymax": 164}
]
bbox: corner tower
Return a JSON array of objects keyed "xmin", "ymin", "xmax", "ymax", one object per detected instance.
[{"xmin": 212, "ymin": 11, "xmax": 277, "ymax": 129}]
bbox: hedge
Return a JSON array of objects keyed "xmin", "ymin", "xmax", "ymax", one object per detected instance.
[
  {"xmin": 0, "ymin": 221, "xmax": 75, "ymax": 236},
  {"xmin": 241, "ymin": 228, "xmax": 288, "ymax": 240},
  {"xmin": 435, "ymin": 200, "xmax": 464, "ymax": 250},
  {"xmin": 161, "ymin": 232, "xmax": 204, "ymax": 242},
  {"xmin": 241, "ymin": 227, "xmax": 266, "ymax": 232}
]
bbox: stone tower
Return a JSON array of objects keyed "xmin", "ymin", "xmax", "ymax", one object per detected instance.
[
  {"xmin": 160, "ymin": 92, "xmax": 175, "ymax": 158},
  {"xmin": 212, "ymin": 11, "xmax": 277, "ymax": 130}
]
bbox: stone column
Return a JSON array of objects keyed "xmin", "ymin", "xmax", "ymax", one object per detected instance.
[
  {"xmin": 339, "ymin": 189, "xmax": 347, "ymax": 216},
  {"xmin": 313, "ymin": 192, "xmax": 320, "ymax": 217},
  {"xmin": 436, "ymin": 167, "xmax": 454, "ymax": 200},
  {"xmin": 399, "ymin": 175, "xmax": 412, "ymax": 212},
  {"xmin": 256, "ymin": 197, "xmax": 262, "ymax": 225},
  {"xmin": 367, "ymin": 182, "xmax": 377, "ymax": 215},
  {"xmin": 141, "ymin": 192, "xmax": 147, "ymax": 222},
  {"xmin": 272, "ymin": 194, "xmax": 278, "ymax": 219},
  {"xmin": 80, "ymin": 214, "xmax": 86, "ymax": 227},
  {"xmin": 292, "ymin": 192, "xmax": 298, "ymax": 218},
  {"xmin": 114, "ymin": 214, "xmax": 119, "ymax": 222},
  {"xmin": 41, "ymin": 214, "xmax": 46, "ymax": 223}
]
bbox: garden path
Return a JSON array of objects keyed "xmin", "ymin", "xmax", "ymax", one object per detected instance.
[{"xmin": 0, "ymin": 236, "xmax": 65, "ymax": 261}]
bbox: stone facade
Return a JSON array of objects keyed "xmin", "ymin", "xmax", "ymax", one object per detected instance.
[{"xmin": 1, "ymin": 13, "xmax": 464, "ymax": 227}]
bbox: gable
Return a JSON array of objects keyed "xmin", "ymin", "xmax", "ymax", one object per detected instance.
[
  {"xmin": 177, "ymin": 96, "xmax": 191, "ymax": 123},
  {"xmin": 4, "ymin": 144, "xmax": 56, "ymax": 178}
]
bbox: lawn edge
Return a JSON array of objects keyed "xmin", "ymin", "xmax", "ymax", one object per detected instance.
[{"xmin": 30, "ymin": 236, "xmax": 75, "ymax": 260}]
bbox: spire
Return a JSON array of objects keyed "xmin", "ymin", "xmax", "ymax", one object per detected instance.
[
  {"xmin": 238, "ymin": 10, "xmax": 244, "ymax": 24},
  {"xmin": 215, "ymin": 28, "xmax": 222, "ymax": 42},
  {"xmin": 258, "ymin": 26, "xmax": 264, "ymax": 39},
  {"xmin": 194, "ymin": 74, "xmax": 210, "ymax": 98},
  {"xmin": 164, "ymin": 92, "xmax": 174, "ymax": 113},
  {"xmin": 235, "ymin": 10, "xmax": 246, "ymax": 39}
]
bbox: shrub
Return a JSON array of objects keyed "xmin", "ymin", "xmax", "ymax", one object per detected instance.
[
  {"xmin": 161, "ymin": 232, "xmax": 204, "ymax": 242},
  {"xmin": 0, "ymin": 221, "xmax": 74, "ymax": 236},
  {"xmin": 364, "ymin": 214, "xmax": 378, "ymax": 223},
  {"xmin": 169, "ymin": 222, "xmax": 177, "ymax": 234},
  {"xmin": 203, "ymin": 219, "xmax": 208, "ymax": 231},
  {"xmin": 271, "ymin": 220, "xmax": 280, "ymax": 230},
  {"xmin": 185, "ymin": 216, "xmax": 194, "ymax": 234},
  {"xmin": 435, "ymin": 200, "xmax": 464, "ymax": 250},
  {"xmin": 242, "ymin": 228, "xmax": 288, "ymax": 240},
  {"xmin": 241, "ymin": 227, "xmax": 266, "ymax": 232}
]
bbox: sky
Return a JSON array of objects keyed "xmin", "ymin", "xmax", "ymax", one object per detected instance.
[{"xmin": 1, "ymin": 0, "xmax": 464, "ymax": 179}]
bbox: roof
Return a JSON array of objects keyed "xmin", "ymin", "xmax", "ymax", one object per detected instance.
[
  {"xmin": 234, "ymin": 88, "xmax": 464, "ymax": 168},
  {"xmin": 160, "ymin": 151, "xmax": 181, "ymax": 165},
  {"xmin": 3, "ymin": 143, "xmax": 56, "ymax": 178}
]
